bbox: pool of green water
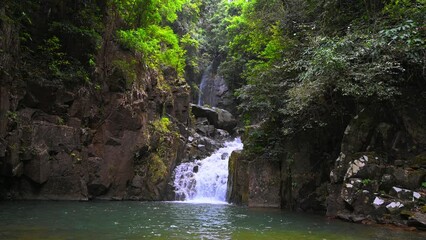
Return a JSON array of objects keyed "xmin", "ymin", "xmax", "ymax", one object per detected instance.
[{"xmin": 0, "ymin": 201, "xmax": 424, "ymax": 239}]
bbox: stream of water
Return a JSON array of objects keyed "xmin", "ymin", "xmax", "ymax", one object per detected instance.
[
  {"xmin": 197, "ymin": 65, "xmax": 212, "ymax": 106},
  {"xmin": 173, "ymin": 138, "xmax": 243, "ymax": 203}
]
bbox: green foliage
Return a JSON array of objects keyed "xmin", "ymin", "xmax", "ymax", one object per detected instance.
[
  {"xmin": 209, "ymin": 0, "xmax": 426, "ymax": 160},
  {"xmin": 181, "ymin": 33, "xmax": 200, "ymax": 71},
  {"xmin": 3, "ymin": 0, "xmax": 103, "ymax": 89},
  {"xmin": 6, "ymin": 111, "xmax": 18, "ymax": 122},
  {"xmin": 118, "ymin": 26, "xmax": 185, "ymax": 74},
  {"xmin": 243, "ymin": 121, "xmax": 285, "ymax": 159},
  {"xmin": 380, "ymin": 20, "xmax": 424, "ymax": 47},
  {"xmin": 362, "ymin": 179, "xmax": 372, "ymax": 185},
  {"xmin": 38, "ymin": 36, "xmax": 70, "ymax": 77},
  {"xmin": 114, "ymin": 0, "xmax": 193, "ymax": 77},
  {"xmin": 287, "ymin": 34, "xmax": 404, "ymax": 115},
  {"xmin": 383, "ymin": 0, "xmax": 425, "ymax": 21},
  {"xmin": 112, "ymin": 0, "xmax": 187, "ymax": 28},
  {"xmin": 112, "ymin": 59, "xmax": 138, "ymax": 85},
  {"xmin": 33, "ymin": 35, "xmax": 90, "ymax": 87},
  {"xmin": 57, "ymin": 117, "xmax": 65, "ymax": 125},
  {"xmin": 152, "ymin": 117, "xmax": 172, "ymax": 134},
  {"xmin": 422, "ymin": 182, "xmax": 426, "ymax": 188},
  {"xmin": 148, "ymin": 153, "xmax": 167, "ymax": 183}
]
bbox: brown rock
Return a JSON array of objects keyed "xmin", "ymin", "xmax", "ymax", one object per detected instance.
[
  {"xmin": 248, "ymin": 158, "xmax": 281, "ymax": 208},
  {"xmin": 227, "ymin": 150, "xmax": 249, "ymax": 205},
  {"xmin": 32, "ymin": 122, "xmax": 81, "ymax": 152},
  {"xmin": 408, "ymin": 212, "xmax": 426, "ymax": 230},
  {"xmin": 393, "ymin": 168, "xmax": 425, "ymax": 190},
  {"xmin": 23, "ymin": 147, "xmax": 50, "ymax": 184}
]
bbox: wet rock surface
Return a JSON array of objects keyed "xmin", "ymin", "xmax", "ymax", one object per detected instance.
[{"xmin": 180, "ymin": 106, "xmax": 236, "ymax": 164}]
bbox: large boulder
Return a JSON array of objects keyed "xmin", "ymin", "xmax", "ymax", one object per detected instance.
[{"xmin": 191, "ymin": 104, "xmax": 237, "ymax": 132}]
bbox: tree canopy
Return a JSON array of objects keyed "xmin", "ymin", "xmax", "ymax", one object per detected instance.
[{"xmin": 202, "ymin": 0, "xmax": 425, "ymax": 158}]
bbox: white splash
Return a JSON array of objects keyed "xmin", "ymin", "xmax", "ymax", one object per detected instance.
[{"xmin": 173, "ymin": 138, "xmax": 243, "ymax": 204}]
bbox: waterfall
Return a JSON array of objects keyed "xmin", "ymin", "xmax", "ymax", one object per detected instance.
[
  {"xmin": 197, "ymin": 65, "xmax": 212, "ymax": 106},
  {"xmin": 173, "ymin": 138, "xmax": 243, "ymax": 204}
]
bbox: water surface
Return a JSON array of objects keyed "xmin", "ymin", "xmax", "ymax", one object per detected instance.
[{"xmin": 1, "ymin": 201, "xmax": 424, "ymax": 239}]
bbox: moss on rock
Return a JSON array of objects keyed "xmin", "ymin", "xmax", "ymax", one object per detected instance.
[
  {"xmin": 147, "ymin": 153, "xmax": 167, "ymax": 184},
  {"xmin": 412, "ymin": 153, "xmax": 426, "ymax": 167}
]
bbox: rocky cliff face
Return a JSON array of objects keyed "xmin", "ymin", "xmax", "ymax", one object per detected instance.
[
  {"xmin": 197, "ymin": 66, "xmax": 234, "ymax": 112},
  {"xmin": 0, "ymin": 3, "xmax": 190, "ymax": 201},
  {"xmin": 327, "ymin": 105, "xmax": 426, "ymax": 228},
  {"xmin": 228, "ymin": 102, "xmax": 426, "ymax": 229},
  {"xmin": 227, "ymin": 130, "xmax": 339, "ymax": 212},
  {"xmin": 0, "ymin": 79, "xmax": 190, "ymax": 201}
]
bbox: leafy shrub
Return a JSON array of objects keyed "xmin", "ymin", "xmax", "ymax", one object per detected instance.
[{"xmin": 118, "ymin": 26, "xmax": 185, "ymax": 75}]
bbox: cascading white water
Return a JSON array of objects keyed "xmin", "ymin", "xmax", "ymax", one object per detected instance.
[
  {"xmin": 173, "ymin": 138, "xmax": 243, "ymax": 204},
  {"xmin": 197, "ymin": 65, "xmax": 212, "ymax": 106}
]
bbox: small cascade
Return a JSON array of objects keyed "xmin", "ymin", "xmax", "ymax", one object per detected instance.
[
  {"xmin": 197, "ymin": 65, "xmax": 211, "ymax": 106},
  {"xmin": 173, "ymin": 138, "xmax": 243, "ymax": 204}
]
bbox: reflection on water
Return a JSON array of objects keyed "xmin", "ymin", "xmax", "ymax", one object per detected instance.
[{"xmin": 0, "ymin": 201, "xmax": 424, "ymax": 240}]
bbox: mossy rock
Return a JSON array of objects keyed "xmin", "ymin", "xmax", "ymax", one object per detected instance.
[
  {"xmin": 400, "ymin": 210, "xmax": 414, "ymax": 219},
  {"xmin": 412, "ymin": 153, "xmax": 426, "ymax": 167},
  {"xmin": 152, "ymin": 117, "xmax": 171, "ymax": 134},
  {"xmin": 228, "ymin": 151, "xmax": 241, "ymax": 174},
  {"xmin": 147, "ymin": 153, "xmax": 167, "ymax": 184},
  {"xmin": 421, "ymin": 205, "xmax": 426, "ymax": 214}
]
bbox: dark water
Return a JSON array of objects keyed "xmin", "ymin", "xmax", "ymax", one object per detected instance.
[{"xmin": 0, "ymin": 201, "xmax": 424, "ymax": 240}]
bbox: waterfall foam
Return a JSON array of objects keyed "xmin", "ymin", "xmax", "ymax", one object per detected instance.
[{"xmin": 173, "ymin": 138, "xmax": 243, "ymax": 204}]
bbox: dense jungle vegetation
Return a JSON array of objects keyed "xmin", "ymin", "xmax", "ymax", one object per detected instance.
[
  {"xmin": 207, "ymin": 0, "xmax": 425, "ymax": 160},
  {"xmin": 1, "ymin": 0, "xmax": 425, "ymax": 160}
]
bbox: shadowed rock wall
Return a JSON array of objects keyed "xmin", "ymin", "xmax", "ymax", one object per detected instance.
[{"xmin": 0, "ymin": 3, "xmax": 190, "ymax": 201}]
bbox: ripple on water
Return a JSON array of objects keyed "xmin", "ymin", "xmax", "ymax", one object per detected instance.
[{"xmin": 0, "ymin": 201, "xmax": 425, "ymax": 240}]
